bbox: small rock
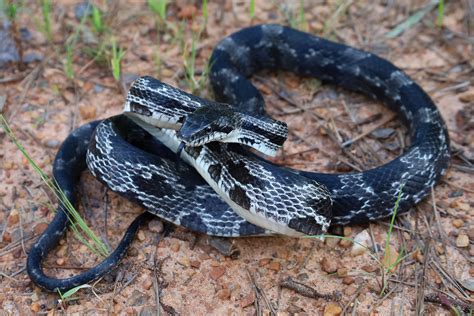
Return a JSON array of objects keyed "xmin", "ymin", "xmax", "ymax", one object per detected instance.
[
  {"xmin": 259, "ymin": 258, "xmax": 271, "ymax": 266},
  {"xmin": 33, "ymin": 222, "xmax": 48, "ymax": 235},
  {"xmin": 452, "ymin": 219, "xmax": 464, "ymax": 228},
  {"xmin": 459, "ymin": 91, "xmax": 474, "ymax": 103},
  {"xmin": 342, "ymin": 276, "xmax": 354, "ymax": 285},
  {"xmin": 56, "ymin": 258, "xmax": 65, "ymax": 266},
  {"xmin": 170, "ymin": 240, "xmax": 180, "ymax": 252},
  {"xmin": 240, "ymin": 292, "xmax": 255, "ymax": 308},
  {"xmin": 44, "ymin": 139, "xmax": 61, "ymax": 148},
  {"xmin": 320, "ymin": 257, "xmax": 338, "ymax": 273},
  {"xmin": 336, "ymin": 268, "xmax": 348, "ymax": 277},
  {"xmin": 371, "ymin": 128, "xmax": 395, "ymax": 139},
  {"xmin": 269, "ymin": 261, "xmax": 281, "ymax": 272},
  {"xmin": 148, "ymin": 219, "xmax": 163, "ymax": 234},
  {"xmin": 361, "ymin": 264, "xmax": 378, "ymax": 273},
  {"xmin": 345, "ymin": 285, "xmax": 358, "ymax": 296},
  {"xmin": 8, "ymin": 209, "xmax": 19, "ymax": 226},
  {"xmin": 339, "ymin": 238, "xmax": 352, "ymax": 248},
  {"xmin": 351, "ymin": 230, "xmax": 371, "ymax": 256},
  {"xmin": 325, "ymin": 237, "xmax": 339, "ymax": 248},
  {"xmin": 217, "ymin": 288, "xmax": 231, "ymax": 300},
  {"xmin": 30, "ymin": 302, "xmax": 41, "ymax": 313},
  {"xmin": 190, "ymin": 260, "xmax": 201, "ymax": 268},
  {"xmin": 323, "ymin": 302, "xmax": 342, "ymax": 316},
  {"xmin": 137, "ymin": 229, "xmax": 146, "ymax": 241},
  {"xmin": 31, "ymin": 292, "xmax": 39, "ymax": 302},
  {"xmin": 456, "ymin": 234, "xmax": 469, "ymax": 248},
  {"xmin": 79, "ymin": 105, "xmax": 96, "ymax": 120},
  {"xmin": 178, "ymin": 5, "xmax": 198, "ymax": 19},
  {"xmin": 209, "ymin": 266, "xmax": 225, "ymax": 280}
]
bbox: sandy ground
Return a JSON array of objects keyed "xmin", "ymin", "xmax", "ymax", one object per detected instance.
[{"xmin": 0, "ymin": 1, "xmax": 473, "ymax": 315}]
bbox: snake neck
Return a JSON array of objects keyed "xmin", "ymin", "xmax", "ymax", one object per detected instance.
[{"xmin": 227, "ymin": 113, "xmax": 288, "ymax": 156}]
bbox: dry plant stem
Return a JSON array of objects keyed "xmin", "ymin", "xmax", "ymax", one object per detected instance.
[
  {"xmin": 341, "ymin": 283, "xmax": 365, "ymax": 314},
  {"xmin": 279, "ymin": 276, "xmax": 341, "ymax": 301},
  {"xmin": 424, "ymin": 293, "xmax": 474, "ymax": 313},
  {"xmin": 246, "ymin": 269, "xmax": 276, "ymax": 314}
]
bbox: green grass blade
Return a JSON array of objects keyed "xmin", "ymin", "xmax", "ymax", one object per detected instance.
[
  {"xmin": 0, "ymin": 114, "xmax": 109, "ymax": 257},
  {"xmin": 385, "ymin": 0, "xmax": 438, "ymax": 38}
]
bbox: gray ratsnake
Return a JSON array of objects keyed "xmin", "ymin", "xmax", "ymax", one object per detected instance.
[{"xmin": 26, "ymin": 24, "xmax": 450, "ymax": 292}]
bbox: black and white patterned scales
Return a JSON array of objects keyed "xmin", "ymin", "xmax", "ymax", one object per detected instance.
[{"xmin": 27, "ymin": 24, "xmax": 450, "ymax": 292}]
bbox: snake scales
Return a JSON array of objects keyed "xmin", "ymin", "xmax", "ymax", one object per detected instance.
[{"xmin": 27, "ymin": 24, "xmax": 450, "ymax": 292}]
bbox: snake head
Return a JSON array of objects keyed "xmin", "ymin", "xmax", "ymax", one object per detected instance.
[{"xmin": 177, "ymin": 104, "xmax": 239, "ymax": 147}]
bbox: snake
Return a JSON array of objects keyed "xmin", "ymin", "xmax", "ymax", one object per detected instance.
[{"xmin": 26, "ymin": 24, "xmax": 450, "ymax": 292}]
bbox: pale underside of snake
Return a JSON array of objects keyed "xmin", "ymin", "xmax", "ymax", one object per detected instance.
[{"xmin": 27, "ymin": 24, "xmax": 450, "ymax": 292}]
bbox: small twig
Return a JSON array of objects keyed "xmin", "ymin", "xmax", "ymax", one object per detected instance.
[
  {"xmin": 279, "ymin": 276, "xmax": 341, "ymax": 301},
  {"xmin": 425, "ymin": 292, "xmax": 474, "ymax": 314},
  {"xmin": 341, "ymin": 283, "xmax": 365, "ymax": 315},
  {"xmin": 341, "ymin": 113, "xmax": 396, "ymax": 147},
  {"xmin": 246, "ymin": 269, "xmax": 276, "ymax": 315}
]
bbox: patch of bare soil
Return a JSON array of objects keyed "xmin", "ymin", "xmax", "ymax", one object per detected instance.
[{"xmin": 0, "ymin": 1, "xmax": 472, "ymax": 315}]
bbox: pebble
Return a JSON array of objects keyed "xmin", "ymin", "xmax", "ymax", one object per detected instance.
[
  {"xmin": 240, "ymin": 292, "xmax": 255, "ymax": 308},
  {"xmin": 323, "ymin": 302, "xmax": 342, "ymax": 316},
  {"xmin": 337, "ymin": 268, "xmax": 348, "ymax": 277},
  {"xmin": 56, "ymin": 258, "xmax": 65, "ymax": 266},
  {"xmin": 459, "ymin": 91, "xmax": 474, "ymax": 103},
  {"xmin": 43, "ymin": 139, "xmax": 61, "ymax": 148},
  {"xmin": 339, "ymin": 238, "xmax": 352, "ymax": 248},
  {"xmin": 361, "ymin": 264, "xmax": 378, "ymax": 273},
  {"xmin": 79, "ymin": 105, "xmax": 97, "ymax": 120},
  {"xmin": 269, "ymin": 261, "xmax": 281, "ymax": 272},
  {"xmin": 8, "ymin": 209, "xmax": 19, "ymax": 226},
  {"xmin": 259, "ymin": 258, "xmax": 271, "ymax": 266},
  {"xmin": 320, "ymin": 257, "xmax": 338, "ymax": 273},
  {"xmin": 209, "ymin": 266, "xmax": 226, "ymax": 280},
  {"xmin": 147, "ymin": 219, "xmax": 164, "ymax": 234},
  {"xmin": 137, "ymin": 229, "xmax": 146, "ymax": 242},
  {"xmin": 344, "ymin": 284, "xmax": 358, "ymax": 295},
  {"xmin": 456, "ymin": 233, "xmax": 469, "ymax": 248},
  {"xmin": 190, "ymin": 260, "xmax": 201, "ymax": 268},
  {"xmin": 217, "ymin": 288, "xmax": 231, "ymax": 300},
  {"xmin": 351, "ymin": 230, "xmax": 371, "ymax": 256},
  {"xmin": 325, "ymin": 237, "xmax": 339, "ymax": 248},
  {"xmin": 452, "ymin": 219, "xmax": 464, "ymax": 228},
  {"xmin": 30, "ymin": 302, "xmax": 41, "ymax": 313},
  {"xmin": 342, "ymin": 276, "xmax": 355, "ymax": 285},
  {"xmin": 170, "ymin": 240, "xmax": 180, "ymax": 252}
]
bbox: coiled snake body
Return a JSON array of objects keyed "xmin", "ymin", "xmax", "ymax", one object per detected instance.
[{"xmin": 27, "ymin": 24, "xmax": 450, "ymax": 292}]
